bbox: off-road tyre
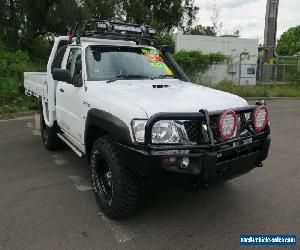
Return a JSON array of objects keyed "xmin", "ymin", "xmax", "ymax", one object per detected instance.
[
  {"xmin": 40, "ymin": 112, "xmax": 63, "ymax": 151},
  {"xmin": 90, "ymin": 136, "xmax": 139, "ymax": 219}
]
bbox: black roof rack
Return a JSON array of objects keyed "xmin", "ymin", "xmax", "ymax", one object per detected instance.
[{"xmin": 70, "ymin": 20, "xmax": 156, "ymax": 45}]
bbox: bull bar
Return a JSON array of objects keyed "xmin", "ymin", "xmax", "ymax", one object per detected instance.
[{"xmin": 144, "ymin": 104, "xmax": 270, "ymax": 153}]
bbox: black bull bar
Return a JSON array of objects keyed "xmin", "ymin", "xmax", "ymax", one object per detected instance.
[{"xmin": 143, "ymin": 104, "xmax": 270, "ymax": 152}]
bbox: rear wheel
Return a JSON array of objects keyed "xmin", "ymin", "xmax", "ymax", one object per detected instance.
[
  {"xmin": 90, "ymin": 136, "xmax": 139, "ymax": 219},
  {"xmin": 40, "ymin": 112, "xmax": 63, "ymax": 150}
]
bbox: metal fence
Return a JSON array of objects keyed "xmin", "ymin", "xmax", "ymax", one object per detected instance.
[
  {"xmin": 198, "ymin": 63, "xmax": 300, "ymax": 85},
  {"xmin": 257, "ymin": 64, "xmax": 300, "ymax": 84}
]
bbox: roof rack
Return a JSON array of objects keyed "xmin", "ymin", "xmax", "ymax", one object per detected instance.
[{"xmin": 70, "ymin": 20, "xmax": 156, "ymax": 45}]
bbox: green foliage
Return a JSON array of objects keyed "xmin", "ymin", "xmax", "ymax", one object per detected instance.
[
  {"xmin": 276, "ymin": 25, "xmax": 300, "ymax": 56},
  {"xmin": 83, "ymin": 0, "xmax": 117, "ymax": 20},
  {"xmin": 20, "ymin": 36, "xmax": 52, "ymax": 62},
  {"xmin": 0, "ymin": 77, "xmax": 34, "ymax": 117},
  {"xmin": 0, "ymin": 0, "xmax": 199, "ymax": 49},
  {"xmin": 184, "ymin": 25, "xmax": 216, "ymax": 36},
  {"xmin": 285, "ymin": 69, "xmax": 300, "ymax": 83},
  {"xmin": 0, "ymin": 43, "xmax": 41, "ymax": 117},
  {"xmin": 121, "ymin": 0, "xmax": 198, "ymax": 33},
  {"xmin": 173, "ymin": 50, "xmax": 229, "ymax": 80},
  {"xmin": 210, "ymin": 81, "xmax": 300, "ymax": 97},
  {"xmin": 0, "ymin": 43, "xmax": 42, "ymax": 80},
  {"xmin": 155, "ymin": 34, "xmax": 176, "ymax": 53}
]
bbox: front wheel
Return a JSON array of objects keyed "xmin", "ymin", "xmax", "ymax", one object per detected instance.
[{"xmin": 90, "ymin": 136, "xmax": 139, "ymax": 219}]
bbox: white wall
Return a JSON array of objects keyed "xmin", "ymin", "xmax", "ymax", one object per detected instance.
[{"xmin": 174, "ymin": 35, "xmax": 259, "ymax": 85}]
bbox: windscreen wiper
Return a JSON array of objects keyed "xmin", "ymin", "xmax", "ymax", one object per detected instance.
[
  {"xmin": 151, "ymin": 74, "xmax": 175, "ymax": 80},
  {"xmin": 107, "ymin": 74, "xmax": 150, "ymax": 83}
]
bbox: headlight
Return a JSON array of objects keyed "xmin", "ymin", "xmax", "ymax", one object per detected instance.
[
  {"xmin": 131, "ymin": 119, "xmax": 187, "ymax": 143},
  {"xmin": 132, "ymin": 120, "xmax": 147, "ymax": 143},
  {"xmin": 152, "ymin": 120, "xmax": 180, "ymax": 143}
]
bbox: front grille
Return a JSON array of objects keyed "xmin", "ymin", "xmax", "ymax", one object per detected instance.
[
  {"xmin": 183, "ymin": 121, "xmax": 199, "ymax": 142},
  {"xmin": 210, "ymin": 113, "xmax": 250, "ymax": 141},
  {"xmin": 183, "ymin": 120, "xmax": 209, "ymax": 144},
  {"xmin": 183, "ymin": 112, "xmax": 252, "ymax": 144}
]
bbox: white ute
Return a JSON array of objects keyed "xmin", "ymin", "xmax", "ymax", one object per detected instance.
[{"xmin": 24, "ymin": 20, "xmax": 271, "ymax": 219}]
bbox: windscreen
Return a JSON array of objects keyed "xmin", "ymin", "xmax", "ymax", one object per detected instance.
[{"xmin": 86, "ymin": 46, "xmax": 175, "ymax": 81}]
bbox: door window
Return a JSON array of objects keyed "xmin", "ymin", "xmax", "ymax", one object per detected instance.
[
  {"xmin": 51, "ymin": 44, "xmax": 68, "ymax": 71},
  {"xmin": 66, "ymin": 48, "xmax": 82, "ymax": 86}
]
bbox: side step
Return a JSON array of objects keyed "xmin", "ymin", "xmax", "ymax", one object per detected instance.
[{"xmin": 57, "ymin": 133, "xmax": 84, "ymax": 158}]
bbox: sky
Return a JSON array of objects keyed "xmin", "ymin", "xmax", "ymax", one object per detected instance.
[{"xmin": 194, "ymin": 0, "xmax": 300, "ymax": 43}]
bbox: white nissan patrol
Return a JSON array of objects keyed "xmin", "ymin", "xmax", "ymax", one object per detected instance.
[{"xmin": 24, "ymin": 20, "xmax": 271, "ymax": 219}]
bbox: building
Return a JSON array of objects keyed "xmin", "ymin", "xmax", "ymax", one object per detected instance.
[{"xmin": 174, "ymin": 34, "xmax": 259, "ymax": 85}]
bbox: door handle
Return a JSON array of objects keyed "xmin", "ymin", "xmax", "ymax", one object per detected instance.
[{"xmin": 60, "ymin": 88, "xmax": 64, "ymax": 92}]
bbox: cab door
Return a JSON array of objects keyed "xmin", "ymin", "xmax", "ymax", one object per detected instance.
[{"xmin": 56, "ymin": 47, "xmax": 85, "ymax": 144}]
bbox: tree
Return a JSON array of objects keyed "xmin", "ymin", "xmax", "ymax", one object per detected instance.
[
  {"xmin": 18, "ymin": 0, "xmax": 89, "ymax": 59},
  {"xmin": 211, "ymin": 0, "xmax": 222, "ymax": 35},
  {"xmin": 183, "ymin": 0, "xmax": 221, "ymax": 36},
  {"xmin": 22, "ymin": 0, "xmax": 88, "ymax": 37},
  {"xmin": 180, "ymin": 0, "xmax": 199, "ymax": 32},
  {"xmin": 83, "ymin": 0, "xmax": 116, "ymax": 20},
  {"xmin": 0, "ymin": 0, "xmax": 8, "ymax": 39},
  {"xmin": 46, "ymin": 0, "xmax": 89, "ymax": 36},
  {"xmin": 0, "ymin": 0, "xmax": 23, "ymax": 46},
  {"xmin": 117, "ymin": 0, "xmax": 199, "ymax": 33},
  {"xmin": 233, "ymin": 30, "xmax": 240, "ymax": 36},
  {"xmin": 184, "ymin": 25, "xmax": 216, "ymax": 36},
  {"xmin": 0, "ymin": 0, "xmax": 200, "ymax": 59},
  {"xmin": 155, "ymin": 34, "xmax": 176, "ymax": 52},
  {"xmin": 276, "ymin": 25, "xmax": 300, "ymax": 56}
]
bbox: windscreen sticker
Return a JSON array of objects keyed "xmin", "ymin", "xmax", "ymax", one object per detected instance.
[
  {"xmin": 149, "ymin": 62, "xmax": 164, "ymax": 68},
  {"xmin": 149, "ymin": 62, "xmax": 174, "ymax": 76},
  {"xmin": 165, "ymin": 67, "xmax": 174, "ymax": 76},
  {"xmin": 142, "ymin": 48, "xmax": 174, "ymax": 75},
  {"xmin": 145, "ymin": 54, "xmax": 163, "ymax": 62},
  {"xmin": 142, "ymin": 48, "xmax": 163, "ymax": 62}
]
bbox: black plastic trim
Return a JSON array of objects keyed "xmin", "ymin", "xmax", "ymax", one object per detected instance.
[
  {"xmin": 85, "ymin": 109, "xmax": 132, "ymax": 144},
  {"xmin": 114, "ymin": 136, "xmax": 271, "ymax": 182},
  {"xmin": 161, "ymin": 50, "xmax": 191, "ymax": 82}
]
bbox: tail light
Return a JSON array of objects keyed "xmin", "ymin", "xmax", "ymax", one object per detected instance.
[
  {"xmin": 217, "ymin": 110, "xmax": 238, "ymax": 140},
  {"xmin": 252, "ymin": 106, "xmax": 269, "ymax": 132}
]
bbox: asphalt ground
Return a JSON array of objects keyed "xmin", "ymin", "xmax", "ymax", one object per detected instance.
[{"xmin": 0, "ymin": 100, "xmax": 299, "ymax": 250}]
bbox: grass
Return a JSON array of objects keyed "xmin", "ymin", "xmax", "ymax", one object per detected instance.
[
  {"xmin": 0, "ymin": 77, "xmax": 35, "ymax": 119},
  {"xmin": 204, "ymin": 81, "xmax": 300, "ymax": 98}
]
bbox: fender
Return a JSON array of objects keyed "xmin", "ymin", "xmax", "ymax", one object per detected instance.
[{"xmin": 85, "ymin": 108, "xmax": 132, "ymax": 145}]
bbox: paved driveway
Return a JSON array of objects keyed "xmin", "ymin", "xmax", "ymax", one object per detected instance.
[{"xmin": 0, "ymin": 100, "xmax": 299, "ymax": 249}]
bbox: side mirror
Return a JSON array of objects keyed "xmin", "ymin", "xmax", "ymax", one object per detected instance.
[{"xmin": 52, "ymin": 69, "xmax": 71, "ymax": 83}]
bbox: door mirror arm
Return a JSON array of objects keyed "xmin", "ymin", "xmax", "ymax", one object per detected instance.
[
  {"xmin": 71, "ymin": 72, "xmax": 83, "ymax": 87},
  {"xmin": 73, "ymin": 79, "xmax": 83, "ymax": 87}
]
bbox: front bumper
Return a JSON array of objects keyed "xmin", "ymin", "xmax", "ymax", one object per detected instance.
[
  {"xmin": 117, "ymin": 104, "xmax": 271, "ymax": 185},
  {"xmin": 115, "ymin": 136, "xmax": 271, "ymax": 184}
]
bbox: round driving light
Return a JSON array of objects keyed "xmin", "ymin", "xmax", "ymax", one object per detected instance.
[
  {"xmin": 252, "ymin": 106, "xmax": 269, "ymax": 132},
  {"xmin": 217, "ymin": 110, "xmax": 238, "ymax": 140}
]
